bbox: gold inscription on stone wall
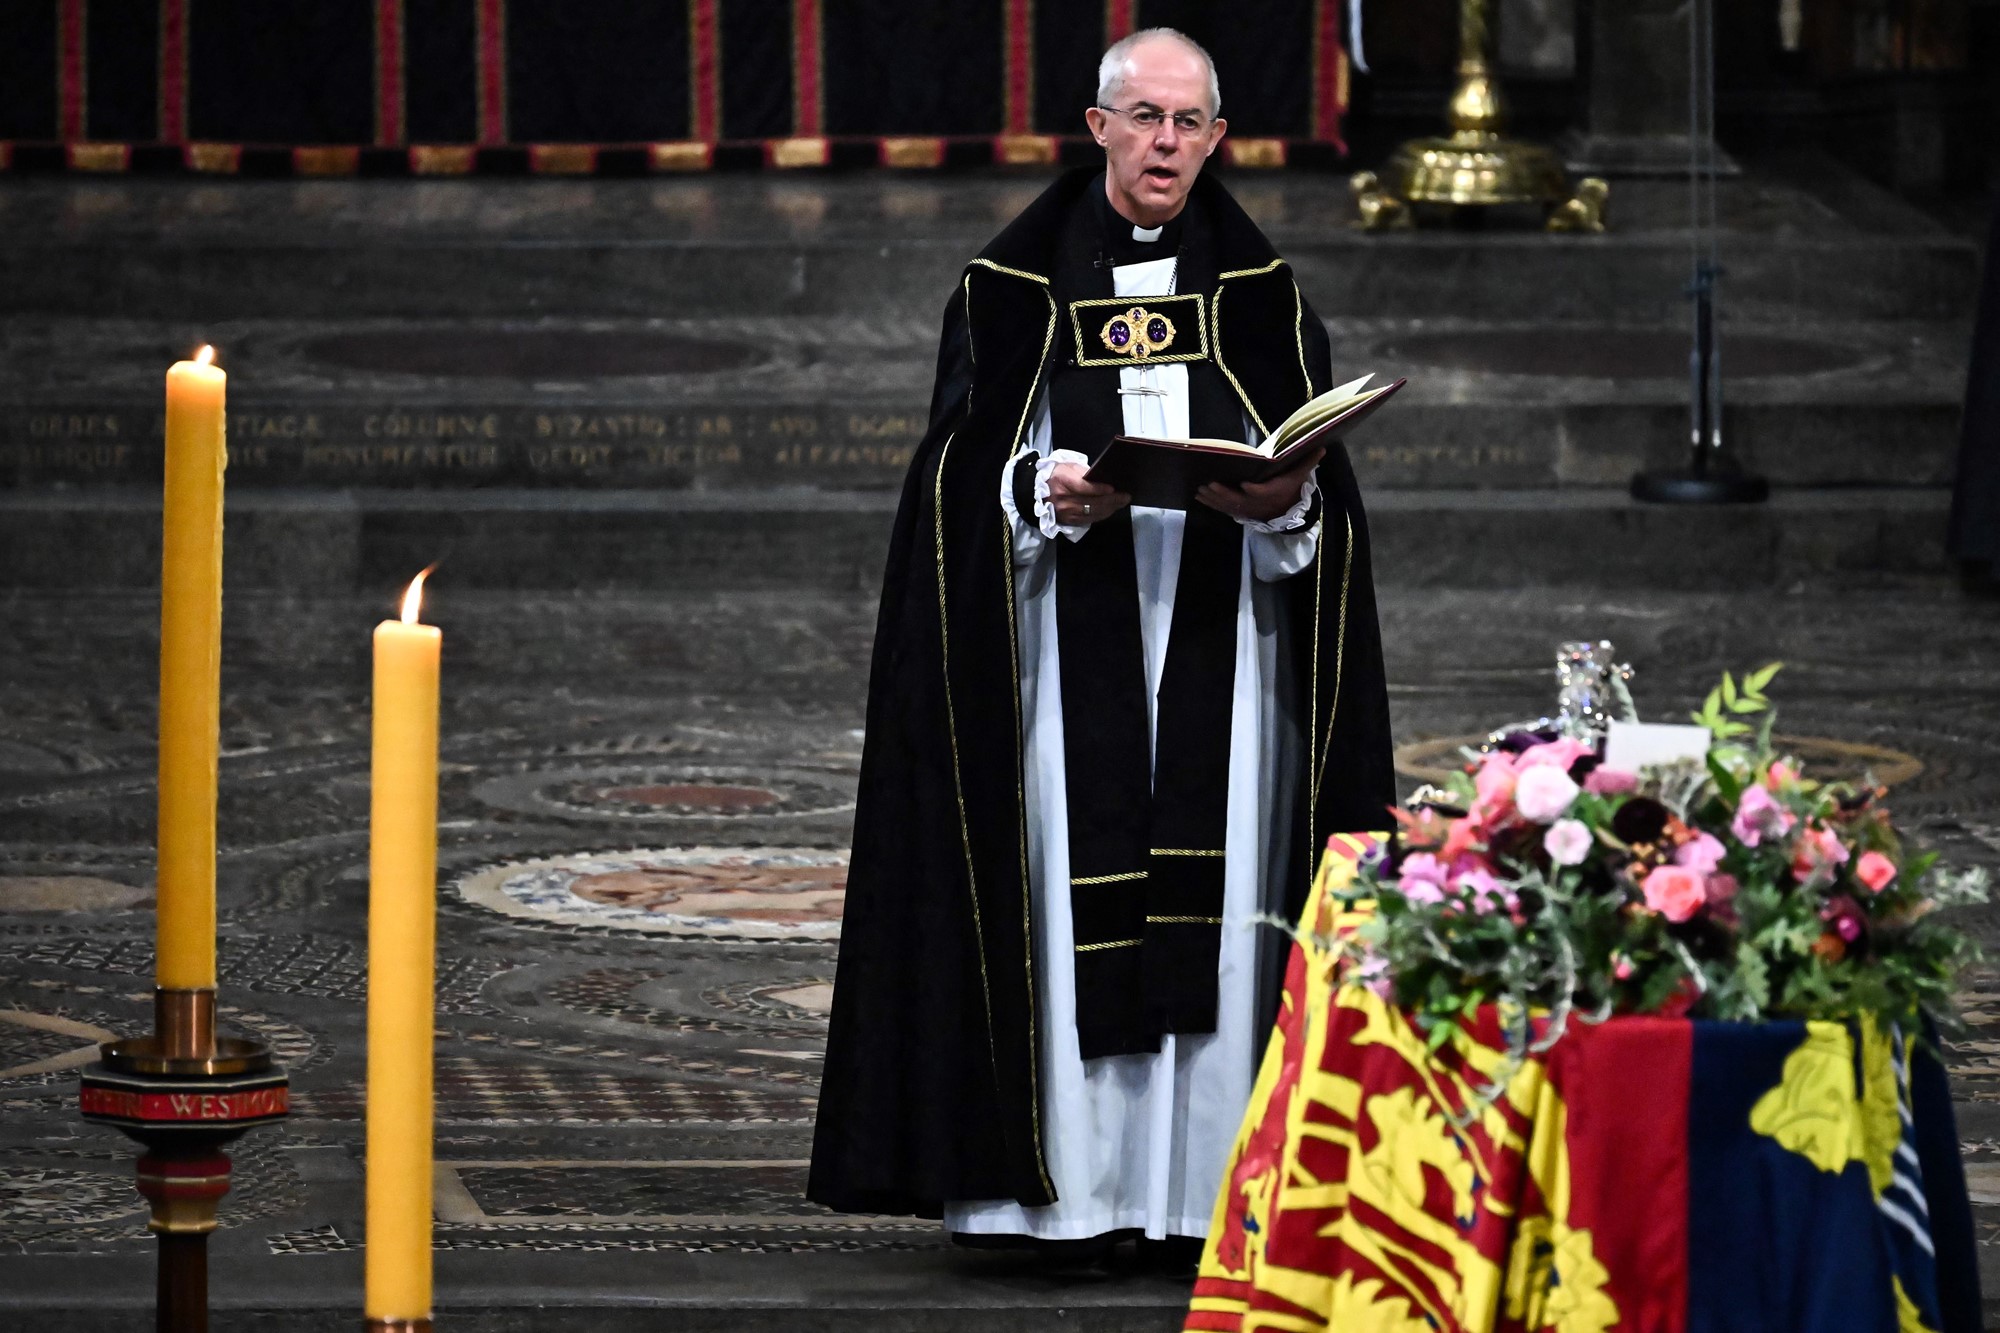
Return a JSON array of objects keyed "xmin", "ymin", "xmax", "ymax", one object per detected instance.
[
  {"xmin": 639, "ymin": 443, "xmax": 743, "ymax": 467},
  {"xmin": 770, "ymin": 442, "xmax": 914, "ymax": 468},
  {"xmin": 300, "ymin": 443, "xmax": 499, "ymax": 470},
  {"xmin": 232, "ymin": 412, "xmax": 323, "ymax": 440},
  {"xmin": 846, "ymin": 413, "xmax": 924, "ymax": 438},
  {"xmin": 364, "ymin": 412, "xmax": 501, "ymax": 440},
  {"xmin": 1358, "ymin": 444, "xmax": 1532, "ymax": 469},
  {"xmin": 535, "ymin": 413, "xmax": 672, "ymax": 440},
  {"xmin": 25, "ymin": 413, "xmax": 122, "ymax": 439},
  {"xmin": 0, "ymin": 442, "xmax": 132, "ymax": 469}
]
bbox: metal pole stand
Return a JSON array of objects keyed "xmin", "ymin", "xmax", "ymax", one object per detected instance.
[{"xmin": 78, "ymin": 988, "xmax": 289, "ymax": 1333}]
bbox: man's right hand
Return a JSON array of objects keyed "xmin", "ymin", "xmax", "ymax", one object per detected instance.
[{"xmin": 1045, "ymin": 463, "xmax": 1131, "ymax": 527}]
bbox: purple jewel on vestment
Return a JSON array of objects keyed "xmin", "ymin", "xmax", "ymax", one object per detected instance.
[
  {"xmin": 1109, "ymin": 320, "xmax": 1131, "ymax": 348},
  {"xmin": 1147, "ymin": 317, "xmax": 1169, "ymax": 344}
]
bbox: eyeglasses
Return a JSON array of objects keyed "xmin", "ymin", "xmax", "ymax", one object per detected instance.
[{"xmin": 1097, "ymin": 104, "xmax": 1211, "ymax": 136}]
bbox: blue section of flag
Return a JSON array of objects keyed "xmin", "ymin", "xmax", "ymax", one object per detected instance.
[
  {"xmin": 1686, "ymin": 1020, "xmax": 1900, "ymax": 1333},
  {"xmin": 1910, "ymin": 1022, "xmax": 1984, "ymax": 1333}
]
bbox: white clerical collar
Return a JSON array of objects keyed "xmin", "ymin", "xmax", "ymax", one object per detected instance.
[{"xmin": 1132, "ymin": 223, "xmax": 1163, "ymax": 242}]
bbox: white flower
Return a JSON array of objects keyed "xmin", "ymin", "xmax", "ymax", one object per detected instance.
[
  {"xmin": 1543, "ymin": 818, "xmax": 1592, "ymax": 866},
  {"xmin": 1514, "ymin": 765, "xmax": 1580, "ymax": 823}
]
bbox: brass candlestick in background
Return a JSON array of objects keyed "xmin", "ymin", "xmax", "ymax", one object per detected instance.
[{"xmin": 1352, "ymin": 0, "xmax": 1606, "ymax": 231}]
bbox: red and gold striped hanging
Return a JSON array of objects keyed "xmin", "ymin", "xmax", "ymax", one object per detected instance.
[
  {"xmin": 374, "ymin": 0, "xmax": 405, "ymax": 146},
  {"xmin": 1311, "ymin": 0, "xmax": 1349, "ymax": 152},
  {"xmin": 475, "ymin": 0, "xmax": 507, "ymax": 146},
  {"xmin": 689, "ymin": 0, "xmax": 721, "ymax": 142},
  {"xmin": 57, "ymin": 0, "xmax": 87, "ymax": 141},
  {"xmin": 1104, "ymin": 0, "xmax": 1135, "ymax": 48},
  {"xmin": 158, "ymin": 0, "xmax": 189, "ymax": 144}
]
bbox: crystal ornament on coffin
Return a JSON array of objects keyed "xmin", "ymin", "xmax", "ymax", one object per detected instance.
[{"xmin": 1100, "ymin": 306, "xmax": 1178, "ymax": 360}]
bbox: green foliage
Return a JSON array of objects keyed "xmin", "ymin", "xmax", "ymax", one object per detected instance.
[{"xmin": 1336, "ymin": 663, "xmax": 1986, "ymax": 1081}]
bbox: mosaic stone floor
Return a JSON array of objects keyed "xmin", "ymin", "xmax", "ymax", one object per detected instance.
[{"xmin": 2, "ymin": 580, "xmax": 1999, "ymax": 1323}]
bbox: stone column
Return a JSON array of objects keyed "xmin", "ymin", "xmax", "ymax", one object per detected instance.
[{"xmin": 1563, "ymin": 0, "xmax": 1738, "ymax": 174}]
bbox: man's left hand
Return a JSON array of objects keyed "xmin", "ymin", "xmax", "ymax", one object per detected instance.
[{"xmin": 1195, "ymin": 447, "xmax": 1324, "ymax": 524}]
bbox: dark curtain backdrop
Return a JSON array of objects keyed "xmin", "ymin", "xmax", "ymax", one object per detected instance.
[{"xmin": 0, "ymin": 0, "xmax": 1354, "ymax": 148}]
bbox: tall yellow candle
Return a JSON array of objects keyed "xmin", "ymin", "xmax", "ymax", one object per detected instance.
[
  {"xmin": 156, "ymin": 346, "xmax": 226, "ymax": 992},
  {"xmin": 365, "ymin": 570, "xmax": 441, "ymax": 1323}
]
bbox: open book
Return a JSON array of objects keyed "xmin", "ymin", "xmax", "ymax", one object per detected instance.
[{"xmin": 1084, "ymin": 374, "xmax": 1406, "ymax": 510}]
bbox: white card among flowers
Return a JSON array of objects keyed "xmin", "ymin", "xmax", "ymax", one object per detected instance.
[{"xmin": 1603, "ymin": 720, "xmax": 1712, "ymax": 775}]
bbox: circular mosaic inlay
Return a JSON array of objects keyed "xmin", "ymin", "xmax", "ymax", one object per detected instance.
[
  {"xmin": 471, "ymin": 765, "xmax": 854, "ymax": 824},
  {"xmin": 458, "ymin": 847, "xmax": 847, "ymax": 939},
  {"xmin": 0, "ymin": 1168, "xmax": 144, "ymax": 1226}
]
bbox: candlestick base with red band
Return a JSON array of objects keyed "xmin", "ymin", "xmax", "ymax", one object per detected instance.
[{"xmin": 78, "ymin": 988, "xmax": 289, "ymax": 1333}]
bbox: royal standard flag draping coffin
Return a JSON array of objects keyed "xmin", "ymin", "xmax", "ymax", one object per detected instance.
[{"xmin": 1187, "ymin": 835, "xmax": 1981, "ymax": 1333}]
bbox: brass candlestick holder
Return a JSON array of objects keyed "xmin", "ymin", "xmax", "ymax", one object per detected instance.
[
  {"xmin": 1353, "ymin": 0, "xmax": 1606, "ymax": 231},
  {"xmin": 79, "ymin": 987, "xmax": 289, "ymax": 1333}
]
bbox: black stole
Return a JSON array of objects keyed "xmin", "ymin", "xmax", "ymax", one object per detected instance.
[{"xmin": 1050, "ymin": 190, "xmax": 1246, "ymax": 1059}]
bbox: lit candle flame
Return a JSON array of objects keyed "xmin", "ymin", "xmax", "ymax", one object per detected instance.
[
  {"xmin": 194, "ymin": 345, "xmax": 216, "ymax": 367},
  {"xmin": 400, "ymin": 566, "xmax": 435, "ymax": 625}
]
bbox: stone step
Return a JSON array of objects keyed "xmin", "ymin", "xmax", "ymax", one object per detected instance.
[
  {"xmin": 0, "ymin": 488, "xmax": 1953, "ymax": 594},
  {"xmin": 0, "ymin": 172, "xmax": 1978, "ymax": 326},
  {"xmin": 0, "ymin": 316, "xmax": 1966, "ymax": 493}
]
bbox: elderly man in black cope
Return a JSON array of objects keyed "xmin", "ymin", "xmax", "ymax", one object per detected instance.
[{"xmin": 810, "ymin": 28, "xmax": 1394, "ymax": 1250}]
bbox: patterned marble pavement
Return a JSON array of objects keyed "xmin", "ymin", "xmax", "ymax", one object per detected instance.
[{"xmin": 2, "ymin": 582, "xmax": 2000, "ymax": 1313}]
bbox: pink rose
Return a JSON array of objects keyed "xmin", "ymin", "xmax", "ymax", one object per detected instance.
[
  {"xmin": 1543, "ymin": 819, "xmax": 1593, "ymax": 867},
  {"xmin": 1673, "ymin": 832, "xmax": 1727, "ymax": 876},
  {"xmin": 1452, "ymin": 863, "xmax": 1516, "ymax": 914},
  {"xmin": 1519, "ymin": 738, "xmax": 1594, "ymax": 772},
  {"xmin": 1730, "ymin": 785, "xmax": 1796, "ymax": 849},
  {"xmin": 1612, "ymin": 953, "xmax": 1635, "ymax": 980},
  {"xmin": 1473, "ymin": 752, "xmax": 1518, "ymax": 815},
  {"xmin": 1854, "ymin": 851, "xmax": 1896, "ymax": 893},
  {"xmin": 1790, "ymin": 826, "xmax": 1851, "ymax": 885},
  {"xmin": 1705, "ymin": 873, "xmax": 1739, "ymax": 904},
  {"xmin": 1514, "ymin": 765, "xmax": 1581, "ymax": 823},
  {"xmin": 1641, "ymin": 864, "xmax": 1707, "ymax": 922},
  {"xmin": 1765, "ymin": 761, "xmax": 1799, "ymax": 788},
  {"xmin": 1397, "ymin": 852, "xmax": 1448, "ymax": 905},
  {"xmin": 1584, "ymin": 767, "xmax": 1638, "ymax": 795}
]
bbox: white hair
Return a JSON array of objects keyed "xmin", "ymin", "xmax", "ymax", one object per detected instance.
[{"xmin": 1097, "ymin": 28, "xmax": 1221, "ymax": 119}]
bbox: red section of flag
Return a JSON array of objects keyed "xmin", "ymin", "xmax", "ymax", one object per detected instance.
[
  {"xmin": 1551, "ymin": 1017, "xmax": 1691, "ymax": 1333},
  {"xmin": 792, "ymin": 0, "xmax": 822, "ymax": 135},
  {"xmin": 158, "ymin": 0, "xmax": 188, "ymax": 143},
  {"xmin": 476, "ymin": 0, "xmax": 507, "ymax": 146},
  {"xmin": 1004, "ymin": 0, "xmax": 1032, "ymax": 135},
  {"xmin": 375, "ymin": 0, "xmax": 405, "ymax": 146},
  {"xmin": 690, "ymin": 0, "xmax": 720, "ymax": 141},
  {"xmin": 1104, "ymin": 0, "xmax": 1135, "ymax": 46},
  {"xmin": 58, "ymin": 0, "xmax": 87, "ymax": 140},
  {"xmin": 1311, "ymin": 0, "xmax": 1346, "ymax": 149}
]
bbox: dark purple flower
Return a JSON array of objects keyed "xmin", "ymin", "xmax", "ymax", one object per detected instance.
[
  {"xmin": 1821, "ymin": 894, "xmax": 1868, "ymax": 948},
  {"xmin": 1497, "ymin": 729, "xmax": 1558, "ymax": 754},
  {"xmin": 1611, "ymin": 797, "xmax": 1670, "ymax": 847}
]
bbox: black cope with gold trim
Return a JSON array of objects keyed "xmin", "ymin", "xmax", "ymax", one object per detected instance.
[
  {"xmin": 1070, "ymin": 293, "xmax": 1208, "ymax": 367},
  {"xmin": 809, "ymin": 167, "xmax": 1395, "ymax": 1221}
]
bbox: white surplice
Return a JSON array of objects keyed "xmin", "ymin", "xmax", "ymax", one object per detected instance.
[{"xmin": 944, "ymin": 253, "xmax": 1321, "ymax": 1241}]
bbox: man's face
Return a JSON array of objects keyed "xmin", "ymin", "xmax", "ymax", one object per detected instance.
[{"xmin": 1085, "ymin": 40, "xmax": 1226, "ymax": 227}]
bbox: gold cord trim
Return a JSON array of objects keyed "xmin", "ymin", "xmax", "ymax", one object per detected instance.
[
  {"xmin": 969, "ymin": 257, "xmax": 1051, "ymax": 285},
  {"xmin": 1218, "ymin": 257, "xmax": 1287, "ymax": 281},
  {"xmin": 1151, "ymin": 847, "xmax": 1226, "ymax": 857},
  {"xmin": 1075, "ymin": 939, "xmax": 1143, "ymax": 952},
  {"xmin": 1209, "ymin": 284, "xmax": 1271, "ymax": 439},
  {"xmin": 1309, "ymin": 508, "xmax": 1324, "ymax": 856},
  {"xmin": 933, "ymin": 430, "xmax": 1006, "ymax": 1124},
  {"xmin": 1000, "ymin": 281, "xmax": 1057, "ymax": 1198},
  {"xmin": 1071, "ymin": 871, "xmax": 1148, "ymax": 886},
  {"xmin": 1146, "ymin": 915, "xmax": 1225, "ymax": 924},
  {"xmin": 1291, "ymin": 277, "xmax": 1313, "ymax": 398},
  {"xmin": 1312, "ymin": 511, "xmax": 1356, "ymax": 807}
]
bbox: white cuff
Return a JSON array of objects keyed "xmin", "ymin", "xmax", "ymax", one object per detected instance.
[
  {"xmin": 1239, "ymin": 475, "xmax": 1319, "ymax": 533},
  {"xmin": 1036, "ymin": 449, "xmax": 1093, "ymax": 541}
]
